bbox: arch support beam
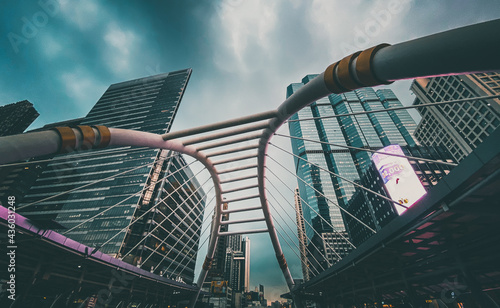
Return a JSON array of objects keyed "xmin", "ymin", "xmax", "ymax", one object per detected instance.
[
  {"xmin": 0, "ymin": 127, "xmax": 224, "ymax": 308},
  {"xmin": 257, "ymin": 19, "xmax": 500, "ymax": 306},
  {"xmin": 0, "ymin": 19, "xmax": 498, "ymax": 308}
]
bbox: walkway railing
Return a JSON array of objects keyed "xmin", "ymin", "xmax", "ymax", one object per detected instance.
[{"xmin": 0, "ymin": 19, "xmax": 498, "ymax": 308}]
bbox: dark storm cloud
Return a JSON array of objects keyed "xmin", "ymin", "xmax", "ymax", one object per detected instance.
[{"xmin": 0, "ymin": 0, "xmax": 215, "ymax": 128}]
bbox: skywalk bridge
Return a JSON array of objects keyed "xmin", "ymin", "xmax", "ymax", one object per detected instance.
[
  {"xmin": 1, "ymin": 19, "xmax": 499, "ymax": 308},
  {"xmin": 286, "ymin": 128, "xmax": 500, "ymax": 307}
]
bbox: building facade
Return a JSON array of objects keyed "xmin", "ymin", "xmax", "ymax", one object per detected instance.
[
  {"xmin": 0, "ymin": 100, "xmax": 40, "ymax": 202},
  {"xmin": 206, "ymin": 231, "xmax": 250, "ymax": 308},
  {"xmin": 294, "ymin": 188, "xmax": 310, "ymax": 281},
  {"xmin": 208, "ymin": 201, "xmax": 231, "ymax": 281},
  {"xmin": 287, "ymin": 75, "xmax": 420, "ymax": 273},
  {"xmin": 345, "ymin": 144, "xmax": 455, "ymax": 246},
  {"xmin": 411, "ymin": 72, "xmax": 500, "ymax": 162},
  {"xmin": 224, "ymin": 236, "xmax": 250, "ymax": 294},
  {"xmin": 0, "ymin": 100, "xmax": 39, "ymax": 136},
  {"xmin": 18, "ymin": 70, "xmax": 205, "ymax": 283}
]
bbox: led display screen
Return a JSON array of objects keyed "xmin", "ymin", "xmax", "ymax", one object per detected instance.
[{"xmin": 372, "ymin": 145, "xmax": 427, "ymax": 215}]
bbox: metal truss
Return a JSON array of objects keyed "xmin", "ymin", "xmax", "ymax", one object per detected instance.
[{"xmin": 0, "ymin": 19, "xmax": 498, "ymax": 308}]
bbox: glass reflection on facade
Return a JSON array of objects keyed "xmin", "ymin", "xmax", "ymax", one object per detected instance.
[
  {"xmin": 287, "ymin": 74, "xmax": 417, "ymax": 271},
  {"xmin": 19, "ymin": 69, "xmax": 205, "ymax": 283},
  {"xmin": 0, "ymin": 100, "xmax": 40, "ymax": 202}
]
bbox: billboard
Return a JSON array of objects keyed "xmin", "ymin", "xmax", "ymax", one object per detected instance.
[
  {"xmin": 211, "ymin": 281, "xmax": 228, "ymax": 296},
  {"xmin": 372, "ymin": 145, "xmax": 426, "ymax": 215},
  {"xmin": 245, "ymin": 291, "xmax": 260, "ymax": 302}
]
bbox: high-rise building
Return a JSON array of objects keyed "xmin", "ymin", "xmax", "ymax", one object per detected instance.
[
  {"xmin": 411, "ymin": 72, "xmax": 500, "ymax": 162},
  {"xmin": 258, "ymin": 284, "xmax": 265, "ymax": 306},
  {"xmin": 207, "ymin": 199, "xmax": 251, "ymax": 298},
  {"xmin": 345, "ymin": 144, "xmax": 455, "ymax": 246},
  {"xmin": 224, "ymin": 236, "xmax": 250, "ymax": 294},
  {"xmin": 294, "ymin": 188, "xmax": 310, "ymax": 281},
  {"xmin": 208, "ymin": 200, "xmax": 231, "ymax": 280},
  {"xmin": 0, "ymin": 100, "xmax": 39, "ymax": 136},
  {"xmin": 0, "ymin": 100, "xmax": 40, "ymax": 202},
  {"xmin": 18, "ymin": 70, "xmax": 205, "ymax": 283},
  {"xmin": 242, "ymin": 237, "xmax": 250, "ymax": 292},
  {"xmin": 287, "ymin": 75, "xmax": 419, "ymax": 271},
  {"xmin": 206, "ymin": 232, "xmax": 250, "ymax": 308},
  {"xmin": 0, "ymin": 118, "xmax": 84, "ymax": 206}
]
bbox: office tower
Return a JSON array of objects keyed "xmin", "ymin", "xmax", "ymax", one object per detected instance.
[
  {"xmin": 0, "ymin": 100, "xmax": 40, "ymax": 203},
  {"xmin": 125, "ymin": 152, "xmax": 206, "ymax": 283},
  {"xmin": 207, "ymin": 199, "xmax": 250, "ymax": 293},
  {"xmin": 294, "ymin": 188, "xmax": 310, "ymax": 281},
  {"xmin": 411, "ymin": 72, "xmax": 500, "ymax": 162},
  {"xmin": 287, "ymin": 75, "xmax": 419, "ymax": 271},
  {"xmin": 0, "ymin": 100, "xmax": 39, "ymax": 136},
  {"xmin": 0, "ymin": 118, "xmax": 84, "ymax": 206},
  {"xmin": 224, "ymin": 236, "xmax": 250, "ymax": 294},
  {"xmin": 242, "ymin": 237, "xmax": 250, "ymax": 292},
  {"xmin": 2, "ymin": 117, "xmax": 84, "ymax": 207},
  {"xmin": 208, "ymin": 201, "xmax": 231, "ymax": 280},
  {"xmin": 207, "ymin": 234, "xmax": 249, "ymax": 308},
  {"xmin": 18, "ymin": 69, "xmax": 205, "ymax": 283},
  {"xmin": 345, "ymin": 144, "xmax": 455, "ymax": 246},
  {"xmin": 258, "ymin": 284, "xmax": 267, "ymax": 307}
]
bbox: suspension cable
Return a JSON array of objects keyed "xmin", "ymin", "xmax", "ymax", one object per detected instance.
[
  {"xmin": 274, "ymin": 227, "xmax": 321, "ymax": 277},
  {"xmin": 268, "ymin": 190, "xmax": 332, "ymax": 268},
  {"xmin": 266, "ymin": 170, "xmax": 355, "ymax": 248},
  {"xmin": 165, "ymin": 195, "xmax": 217, "ymax": 276},
  {"xmin": 169, "ymin": 201, "xmax": 216, "ymax": 276},
  {"xmin": 141, "ymin": 183, "xmax": 213, "ymax": 267},
  {"xmin": 18, "ymin": 153, "xmax": 179, "ymax": 211},
  {"xmin": 266, "ymin": 183, "xmax": 340, "ymax": 264},
  {"xmin": 89, "ymin": 166, "xmax": 207, "ymax": 252},
  {"xmin": 174, "ymin": 232, "xmax": 210, "ymax": 280},
  {"xmin": 123, "ymin": 183, "xmax": 212, "ymax": 260},
  {"xmin": 266, "ymin": 156, "xmax": 377, "ymax": 234},
  {"xmin": 0, "ymin": 146, "xmax": 151, "ymax": 168},
  {"xmin": 285, "ymin": 94, "xmax": 500, "ymax": 123},
  {"xmin": 122, "ymin": 180, "xmax": 213, "ymax": 262},
  {"xmin": 267, "ymin": 190, "xmax": 334, "ymax": 268},
  {"xmin": 266, "ymin": 181, "xmax": 342, "ymax": 261},
  {"xmin": 173, "ymin": 208, "xmax": 215, "ymax": 279},
  {"xmin": 161, "ymin": 196, "xmax": 215, "ymax": 272},
  {"xmin": 274, "ymin": 133, "xmax": 457, "ymax": 167},
  {"xmin": 269, "ymin": 142, "xmax": 409, "ymax": 210},
  {"xmin": 265, "ymin": 167, "xmax": 357, "ymax": 248},
  {"xmin": 62, "ymin": 158, "xmax": 197, "ymax": 234},
  {"xmin": 143, "ymin": 191, "xmax": 210, "ymax": 271},
  {"xmin": 273, "ymin": 226, "xmax": 322, "ymax": 278},
  {"xmin": 269, "ymin": 210, "xmax": 323, "ymax": 277}
]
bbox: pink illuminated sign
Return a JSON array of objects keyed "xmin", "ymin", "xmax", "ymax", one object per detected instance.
[{"xmin": 372, "ymin": 145, "xmax": 426, "ymax": 215}]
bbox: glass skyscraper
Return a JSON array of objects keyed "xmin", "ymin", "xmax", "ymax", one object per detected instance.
[
  {"xmin": 287, "ymin": 75, "xmax": 418, "ymax": 271},
  {"xmin": 294, "ymin": 187, "xmax": 310, "ymax": 282},
  {"xmin": 224, "ymin": 236, "xmax": 250, "ymax": 294},
  {"xmin": 0, "ymin": 100, "xmax": 40, "ymax": 204},
  {"xmin": 19, "ymin": 69, "xmax": 206, "ymax": 283}
]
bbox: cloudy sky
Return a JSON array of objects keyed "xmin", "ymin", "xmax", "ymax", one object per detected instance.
[{"xmin": 2, "ymin": 0, "xmax": 499, "ymax": 302}]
